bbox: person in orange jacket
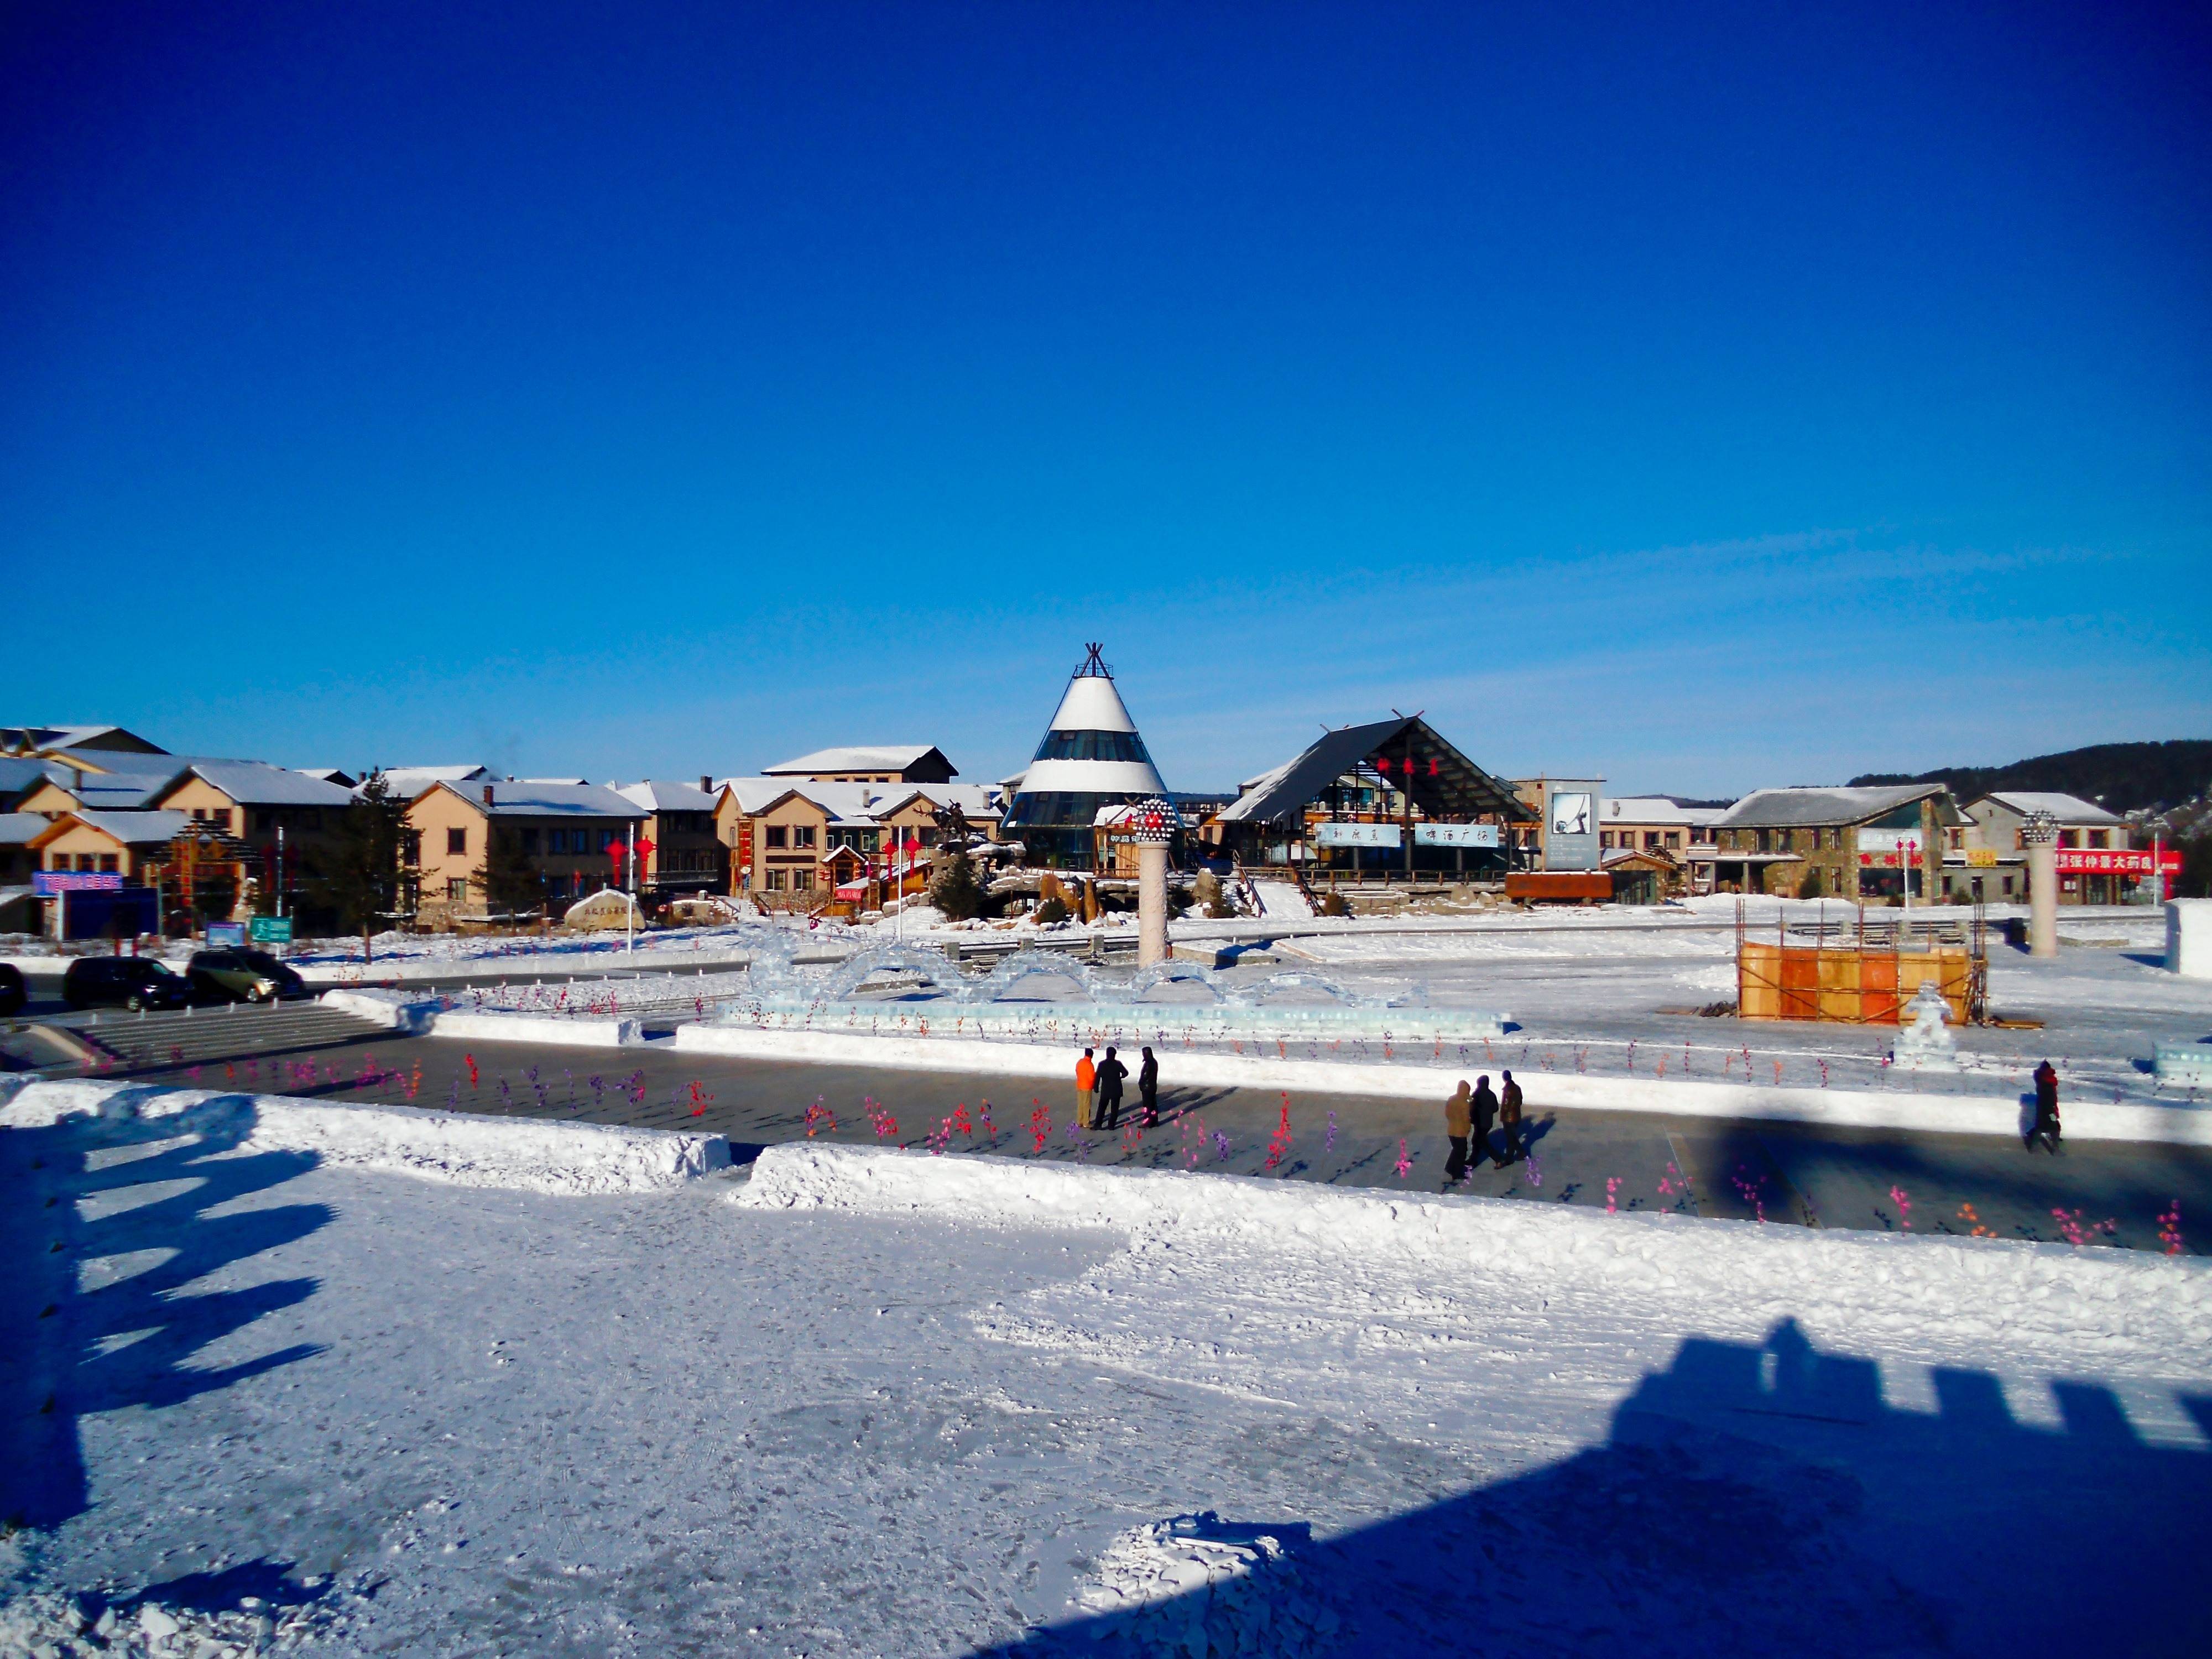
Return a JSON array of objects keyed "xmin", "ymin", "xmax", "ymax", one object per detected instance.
[{"xmin": 1076, "ymin": 1047, "xmax": 1098, "ymax": 1130}]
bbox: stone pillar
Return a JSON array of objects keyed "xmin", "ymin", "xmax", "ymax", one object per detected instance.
[
  {"xmin": 2023, "ymin": 810, "xmax": 2058, "ymax": 959},
  {"xmin": 1133, "ymin": 797, "xmax": 1175, "ymax": 969}
]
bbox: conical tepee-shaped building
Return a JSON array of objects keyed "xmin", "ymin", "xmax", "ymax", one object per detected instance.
[{"xmin": 1003, "ymin": 644, "xmax": 1168, "ymax": 868}]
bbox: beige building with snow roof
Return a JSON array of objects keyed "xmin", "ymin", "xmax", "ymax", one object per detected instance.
[
  {"xmin": 1711, "ymin": 784, "xmax": 1963, "ymax": 903},
  {"xmin": 1955, "ymin": 790, "xmax": 2138, "ymax": 906}
]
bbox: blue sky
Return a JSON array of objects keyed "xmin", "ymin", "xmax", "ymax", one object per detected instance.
[{"xmin": 3, "ymin": 2, "xmax": 2206, "ymax": 796}]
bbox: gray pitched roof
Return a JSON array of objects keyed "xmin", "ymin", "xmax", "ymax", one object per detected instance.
[
  {"xmin": 432, "ymin": 780, "xmax": 646, "ymax": 820},
  {"xmin": 1715, "ymin": 783, "xmax": 1957, "ymax": 828},
  {"xmin": 1976, "ymin": 791, "xmax": 2121, "ymax": 826},
  {"xmin": 764, "ymin": 744, "xmax": 953, "ymax": 776},
  {"xmin": 183, "ymin": 760, "xmax": 358, "ymax": 807}
]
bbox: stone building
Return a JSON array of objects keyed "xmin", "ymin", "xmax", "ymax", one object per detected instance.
[{"xmin": 1710, "ymin": 784, "xmax": 1963, "ymax": 902}]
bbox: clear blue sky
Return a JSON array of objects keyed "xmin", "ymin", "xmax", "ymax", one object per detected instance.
[{"xmin": 4, "ymin": 2, "xmax": 2206, "ymax": 797}]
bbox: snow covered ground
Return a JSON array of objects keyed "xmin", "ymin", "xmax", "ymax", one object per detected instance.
[{"xmin": 4, "ymin": 1086, "xmax": 2207, "ymax": 1655}]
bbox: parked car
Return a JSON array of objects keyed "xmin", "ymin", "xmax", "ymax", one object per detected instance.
[
  {"xmin": 187, "ymin": 948, "xmax": 308, "ymax": 1004},
  {"xmin": 0, "ymin": 963, "xmax": 24, "ymax": 1018},
  {"xmin": 61, "ymin": 956, "xmax": 193, "ymax": 1012}
]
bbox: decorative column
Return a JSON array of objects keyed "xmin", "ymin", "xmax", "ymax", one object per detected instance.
[
  {"xmin": 2022, "ymin": 809, "xmax": 2059, "ymax": 959},
  {"xmin": 1133, "ymin": 797, "xmax": 1175, "ymax": 969}
]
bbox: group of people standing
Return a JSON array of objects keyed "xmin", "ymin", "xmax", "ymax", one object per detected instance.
[
  {"xmin": 1444, "ymin": 1071, "xmax": 1524, "ymax": 1183},
  {"xmin": 1076, "ymin": 1044, "xmax": 1159, "ymax": 1130}
]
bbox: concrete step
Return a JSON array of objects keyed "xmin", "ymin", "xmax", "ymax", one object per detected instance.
[{"xmin": 77, "ymin": 1005, "xmax": 385, "ymax": 1070}]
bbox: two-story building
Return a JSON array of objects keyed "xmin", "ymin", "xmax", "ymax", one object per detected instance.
[
  {"xmin": 613, "ymin": 779, "xmax": 727, "ymax": 896},
  {"xmin": 712, "ymin": 778, "xmax": 1006, "ymax": 909},
  {"xmin": 404, "ymin": 780, "xmax": 648, "ymax": 925},
  {"xmin": 153, "ymin": 762, "xmax": 356, "ymax": 918},
  {"xmin": 1954, "ymin": 791, "xmax": 2138, "ymax": 906},
  {"xmin": 1709, "ymin": 783, "xmax": 1963, "ymax": 901},
  {"xmin": 1597, "ymin": 796, "xmax": 1728, "ymax": 898}
]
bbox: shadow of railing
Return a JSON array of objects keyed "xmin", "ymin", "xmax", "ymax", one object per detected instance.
[
  {"xmin": 0, "ymin": 1094, "xmax": 331, "ymax": 1531},
  {"xmin": 981, "ymin": 1318, "xmax": 2212, "ymax": 1656}
]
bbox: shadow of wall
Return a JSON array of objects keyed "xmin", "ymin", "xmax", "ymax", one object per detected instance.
[
  {"xmin": 1, "ymin": 1096, "xmax": 331, "ymax": 1531},
  {"xmin": 985, "ymin": 1317, "xmax": 2211, "ymax": 1658}
]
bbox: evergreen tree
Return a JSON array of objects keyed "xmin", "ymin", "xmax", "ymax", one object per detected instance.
[
  {"xmin": 928, "ymin": 848, "xmax": 983, "ymax": 920},
  {"xmin": 476, "ymin": 825, "xmax": 547, "ymax": 922},
  {"xmin": 309, "ymin": 770, "xmax": 406, "ymax": 963}
]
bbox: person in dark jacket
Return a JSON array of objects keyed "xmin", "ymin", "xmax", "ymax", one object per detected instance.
[
  {"xmin": 1472, "ymin": 1074, "xmax": 1499, "ymax": 1169},
  {"xmin": 1138, "ymin": 1047, "xmax": 1160, "ymax": 1125},
  {"xmin": 1499, "ymin": 1070, "xmax": 1525, "ymax": 1166},
  {"xmin": 1444, "ymin": 1080, "xmax": 1473, "ymax": 1185},
  {"xmin": 1097, "ymin": 1046, "xmax": 1129, "ymax": 1130},
  {"xmin": 2027, "ymin": 1060, "xmax": 2062, "ymax": 1153}
]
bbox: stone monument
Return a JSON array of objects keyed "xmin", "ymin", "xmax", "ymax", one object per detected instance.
[
  {"xmin": 1133, "ymin": 797, "xmax": 1175, "ymax": 968},
  {"xmin": 2022, "ymin": 808, "xmax": 2058, "ymax": 959}
]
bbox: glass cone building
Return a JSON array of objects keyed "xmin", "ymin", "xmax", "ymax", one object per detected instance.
[{"xmin": 1003, "ymin": 644, "xmax": 1169, "ymax": 869}]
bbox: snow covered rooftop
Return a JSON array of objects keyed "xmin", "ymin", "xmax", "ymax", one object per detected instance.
[
  {"xmin": 182, "ymin": 760, "xmax": 358, "ymax": 807},
  {"xmin": 1716, "ymin": 784, "xmax": 1958, "ymax": 828},
  {"xmin": 614, "ymin": 780, "xmax": 721, "ymax": 813},
  {"xmin": 379, "ymin": 764, "xmax": 493, "ymax": 798},
  {"xmin": 36, "ymin": 808, "xmax": 194, "ymax": 844},
  {"xmin": 429, "ymin": 781, "xmax": 646, "ymax": 820},
  {"xmin": 0, "ymin": 811, "xmax": 47, "ymax": 845},
  {"xmin": 763, "ymin": 745, "xmax": 955, "ymax": 778},
  {"xmin": 1976, "ymin": 791, "xmax": 2122, "ymax": 826},
  {"xmin": 1604, "ymin": 796, "xmax": 1729, "ymax": 826}
]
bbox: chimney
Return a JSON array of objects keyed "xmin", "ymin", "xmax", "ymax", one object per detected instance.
[
  {"xmin": 482, "ymin": 784, "xmax": 495, "ymax": 807},
  {"xmin": 699, "ymin": 775, "xmax": 711, "ymax": 794}
]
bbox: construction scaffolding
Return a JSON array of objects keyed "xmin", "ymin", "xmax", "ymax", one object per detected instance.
[{"xmin": 1735, "ymin": 901, "xmax": 1987, "ymax": 1026}]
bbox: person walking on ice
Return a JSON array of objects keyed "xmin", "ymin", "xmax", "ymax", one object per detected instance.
[
  {"xmin": 1444, "ymin": 1079, "xmax": 1472, "ymax": 1186},
  {"xmin": 1075, "ymin": 1047, "xmax": 1097, "ymax": 1131},
  {"xmin": 1499, "ymin": 1069, "xmax": 1525, "ymax": 1166},
  {"xmin": 2027, "ymin": 1059, "xmax": 2062, "ymax": 1154},
  {"xmin": 1097, "ymin": 1046, "xmax": 1128, "ymax": 1130},
  {"xmin": 1138, "ymin": 1046, "xmax": 1159, "ymax": 1125},
  {"xmin": 1472, "ymin": 1074, "xmax": 1499, "ymax": 1170}
]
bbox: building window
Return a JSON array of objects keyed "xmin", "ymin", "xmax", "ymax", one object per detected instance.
[
  {"xmin": 792, "ymin": 868, "xmax": 813, "ymax": 890},
  {"xmin": 1643, "ymin": 831, "xmax": 1661, "ymax": 851},
  {"xmin": 765, "ymin": 825, "xmax": 788, "ymax": 849},
  {"xmin": 1666, "ymin": 831, "xmax": 1682, "ymax": 849},
  {"xmin": 447, "ymin": 878, "xmax": 468, "ymax": 903},
  {"xmin": 98, "ymin": 854, "xmax": 119, "ymax": 873},
  {"xmin": 401, "ymin": 830, "xmax": 421, "ymax": 865},
  {"xmin": 764, "ymin": 869, "xmax": 785, "ymax": 891},
  {"xmin": 447, "ymin": 827, "xmax": 467, "ymax": 855},
  {"xmin": 2088, "ymin": 830, "xmax": 2109, "ymax": 849},
  {"xmin": 793, "ymin": 825, "xmax": 817, "ymax": 849}
]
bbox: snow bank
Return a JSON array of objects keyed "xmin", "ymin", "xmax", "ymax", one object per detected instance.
[
  {"xmin": 319, "ymin": 986, "xmax": 441, "ymax": 1032},
  {"xmin": 1, "ymin": 1079, "xmax": 728, "ymax": 1193},
  {"xmin": 680, "ymin": 1024, "xmax": 2212, "ymax": 1146},
  {"xmin": 426, "ymin": 1010, "xmax": 643, "ymax": 1047},
  {"xmin": 742, "ymin": 1142, "xmax": 2212, "ymax": 1369}
]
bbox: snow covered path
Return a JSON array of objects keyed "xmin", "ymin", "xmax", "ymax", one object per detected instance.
[{"xmin": 3, "ymin": 1112, "xmax": 2208, "ymax": 1656}]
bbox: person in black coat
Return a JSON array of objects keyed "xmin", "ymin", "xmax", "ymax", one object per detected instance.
[
  {"xmin": 1472, "ymin": 1074, "xmax": 1499, "ymax": 1168},
  {"xmin": 1138, "ymin": 1047, "xmax": 1160, "ymax": 1125},
  {"xmin": 2027, "ymin": 1060, "xmax": 2062, "ymax": 1154},
  {"xmin": 1097, "ymin": 1046, "xmax": 1129, "ymax": 1130}
]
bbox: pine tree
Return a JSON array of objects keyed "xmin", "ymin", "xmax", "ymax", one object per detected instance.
[
  {"xmin": 928, "ymin": 848, "xmax": 983, "ymax": 920},
  {"xmin": 308, "ymin": 770, "xmax": 407, "ymax": 963},
  {"xmin": 477, "ymin": 825, "xmax": 547, "ymax": 922}
]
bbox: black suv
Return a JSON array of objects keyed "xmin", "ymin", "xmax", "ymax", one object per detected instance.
[{"xmin": 61, "ymin": 956, "xmax": 194, "ymax": 1012}]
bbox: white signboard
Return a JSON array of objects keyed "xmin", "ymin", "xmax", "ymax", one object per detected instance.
[
  {"xmin": 1857, "ymin": 828, "xmax": 1923, "ymax": 856},
  {"xmin": 1415, "ymin": 822, "xmax": 1500, "ymax": 848},
  {"xmin": 1314, "ymin": 822, "xmax": 1402, "ymax": 849}
]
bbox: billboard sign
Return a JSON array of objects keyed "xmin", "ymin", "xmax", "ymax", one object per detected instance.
[
  {"xmin": 1857, "ymin": 828, "xmax": 1923, "ymax": 857},
  {"xmin": 1542, "ymin": 781, "xmax": 1603, "ymax": 872},
  {"xmin": 33, "ymin": 871, "xmax": 123, "ymax": 895},
  {"xmin": 205, "ymin": 921, "xmax": 248, "ymax": 947},
  {"xmin": 1314, "ymin": 822, "xmax": 1402, "ymax": 849},
  {"xmin": 1414, "ymin": 823, "xmax": 1500, "ymax": 848},
  {"xmin": 2054, "ymin": 848, "xmax": 2178, "ymax": 875},
  {"xmin": 249, "ymin": 915, "xmax": 295, "ymax": 943}
]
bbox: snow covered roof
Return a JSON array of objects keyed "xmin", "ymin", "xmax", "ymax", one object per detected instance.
[
  {"xmin": 763, "ymin": 745, "xmax": 955, "ymax": 778},
  {"xmin": 1603, "ymin": 796, "xmax": 1728, "ymax": 827},
  {"xmin": 31, "ymin": 760, "xmax": 191, "ymax": 812},
  {"xmin": 710, "ymin": 777, "xmax": 796, "ymax": 815},
  {"xmin": 380, "ymin": 764, "xmax": 493, "ymax": 798},
  {"xmin": 34, "ymin": 809, "xmax": 195, "ymax": 846},
  {"xmin": 0, "ymin": 724, "xmax": 168, "ymax": 755},
  {"xmin": 1975, "ymin": 791, "xmax": 2121, "ymax": 826},
  {"xmin": 177, "ymin": 760, "xmax": 357, "ymax": 807},
  {"xmin": 1218, "ymin": 717, "xmax": 1528, "ymax": 827},
  {"xmin": 296, "ymin": 768, "xmax": 357, "ymax": 787},
  {"xmin": 0, "ymin": 812, "xmax": 47, "ymax": 846},
  {"xmin": 1715, "ymin": 784, "xmax": 1958, "ymax": 829},
  {"xmin": 614, "ymin": 780, "xmax": 720, "ymax": 813},
  {"xmin": 427, "ymin": 780, "xmax": 646, "ymax": 820}
]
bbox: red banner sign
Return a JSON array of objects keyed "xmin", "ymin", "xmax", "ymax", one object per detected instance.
[{"xmin": 2054, "ymin": 848, "xmax": 2180, "ymax": 875}]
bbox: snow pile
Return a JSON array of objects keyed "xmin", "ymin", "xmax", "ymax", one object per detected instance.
[
  {"xmin": 426, "ymin": 1009, "xmax": 643, "ymax": 1047},
  {"xmin": 0, "ymin": 1587, "xmax": 356, "ymax": 1657},
  {"xmin": 1, "ymin": 1079, "xmax": 728, "ymax": 1193},
  {"xmin": 318, "ymin": 985, "xmax": 440, "ymax": 1032},
  {"xmin": 742, "ymin": 1142, "xmax": 2212, "ymax": 1374},
  {"xmin": 1064, "ymin": 1511, "xmax": 1339, "ymax": 1655}
]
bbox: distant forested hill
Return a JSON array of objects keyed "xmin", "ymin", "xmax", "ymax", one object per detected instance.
[{"xmin": 1849, "ymin": 740, "xmax": 2212, "ymax": 813}]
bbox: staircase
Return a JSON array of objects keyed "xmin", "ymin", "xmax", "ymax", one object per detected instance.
[{"xmin": 71, "ymin": 1001, "xmax": 387, "ymax": 1072}]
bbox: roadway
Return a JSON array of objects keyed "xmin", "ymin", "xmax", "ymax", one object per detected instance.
[{"xmin": 75, "ymin": 1017, "xmax": 2212, "ymax": 1257}]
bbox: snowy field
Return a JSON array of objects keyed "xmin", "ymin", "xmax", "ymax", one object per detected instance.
[{"xmin": 4, "ymin": 1085, "xmax": 2208, "ymax": 1656}]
